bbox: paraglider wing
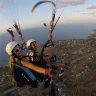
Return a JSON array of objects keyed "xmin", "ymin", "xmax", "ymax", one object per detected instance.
[{"xmin": 32, "ymin": 1, "xmax": 56, "ymax": 12}]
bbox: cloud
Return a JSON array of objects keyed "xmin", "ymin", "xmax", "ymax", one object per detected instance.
[
  {"xmin": 87, "ymin": 5, "xmax": 96, "ymax": 9},
  {"xmin": 57, "ymin": 0, "xmax": 89, "ymax": 8},
  {"xmin": 83, "ymin": 11, "xmax": 96, "ymax": 15}
]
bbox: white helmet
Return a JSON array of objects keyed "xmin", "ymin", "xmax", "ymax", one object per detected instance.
[
  {"xmin": 26, "ymin": 39, "xmax": 36, "ymax": 48},
  {"xmin": 5, "ymin": 41, "xmax": 18, "ymax": 55}
]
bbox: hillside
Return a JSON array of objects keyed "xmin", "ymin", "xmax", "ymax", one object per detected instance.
[{"xmin": 0, "ymin": 39, "xmax": 96, "ymax": 96}]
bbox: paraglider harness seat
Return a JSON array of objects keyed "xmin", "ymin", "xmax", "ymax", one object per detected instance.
[{"xmin": 7, "ymin": 61, "xmax": 45, "ymax": 88}]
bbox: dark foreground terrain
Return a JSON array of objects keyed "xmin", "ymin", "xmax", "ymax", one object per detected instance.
[{"xmin": 0, "ymin": 39, "xmax": 96, "ymax": 96}]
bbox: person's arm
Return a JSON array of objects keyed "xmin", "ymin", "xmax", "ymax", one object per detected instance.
[
  {"xmin": 48, "ymin": 46, "xmax": 56, "ymax": 59},
  {"xmin": 7, "ymin": 29, "xmax": 15, "ymax": 41},
  {"xmin": 13, "ymin": 24, "xmax": 25, "ymax": 46},
  {"xmin": 43, "ymin": 46, "xmax": 56, "ymax": 63},
  {"xmin": 21, "ymin": 58, "xmax": 45, "ymax": 73},
  {"xmin": 20, "ymin": 58, "xmax": 54, "ymax": 77}
]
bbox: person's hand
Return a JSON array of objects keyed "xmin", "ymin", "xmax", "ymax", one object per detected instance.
[
  {"xmin": 7, "ymin": 29, "xmax": 14, "ymax": 37},
  {"xmin": 45, "ymin": 69, "xmax": 56, "ymax": 78},
  {"xmin": 13, "ymin": 24, "xmax": 19, "ymax": 30},
  {"xmin": 13, "ymin": 24, "xmax": 21, "ymax": 34}
]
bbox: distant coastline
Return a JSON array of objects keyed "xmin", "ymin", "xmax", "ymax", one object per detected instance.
[{"xmin": 0, "ymin": 22, "xmax": 96, "ymax": 65}]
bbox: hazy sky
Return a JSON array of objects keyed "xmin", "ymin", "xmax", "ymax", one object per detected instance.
[{"xmin": 0, "ymin": 0, "xmax": 96, "ymax": 34}]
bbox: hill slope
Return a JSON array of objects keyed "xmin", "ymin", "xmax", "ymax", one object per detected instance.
[{"xmin": 0, "ymin": 39, "xmax": 96, "ymax": 96}]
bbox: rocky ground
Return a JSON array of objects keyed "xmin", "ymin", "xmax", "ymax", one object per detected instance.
[{"xmin": 0, "ymin": 39, "xmax": 96, "ymax": 96}]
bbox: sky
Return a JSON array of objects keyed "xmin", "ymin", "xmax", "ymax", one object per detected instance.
[{"xmin": 0, "ymin": 0, "xmax": 96, "ymax": 34}]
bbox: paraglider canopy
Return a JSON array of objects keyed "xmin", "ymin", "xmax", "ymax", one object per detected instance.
[{"xmin": 32, "ymin": 1, "xmax": 56, "ymax": 12}]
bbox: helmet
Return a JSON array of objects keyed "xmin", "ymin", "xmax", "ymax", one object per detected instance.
[
  {"xmin": 26, "ymin": 39, "xmax": 36, "ymax": 48},
  {"xmin": 5, "ymin": 41, "xmax": 18, "ymax": 55}
]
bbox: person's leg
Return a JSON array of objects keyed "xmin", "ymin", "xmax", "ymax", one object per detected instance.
[{"xmin": 54, "ymin": 60, "xmax": 71, "ymax": 69}]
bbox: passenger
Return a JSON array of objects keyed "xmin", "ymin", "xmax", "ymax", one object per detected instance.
[
  {"xmin": 26, "ymin": 39, "xmax": 71, "ymax": 76},
  {"xmin": 26, "ymin": 39, "xmax": 54, "ymax": 67}
]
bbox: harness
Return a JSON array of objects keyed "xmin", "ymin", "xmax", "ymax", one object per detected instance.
[
  {"xmin": 27, "ymin": 52, "xmax": 49, "ymax": 82},
  {"xmin": 7, "ymin": 59, "xmax": 43, "ymax": 88}
]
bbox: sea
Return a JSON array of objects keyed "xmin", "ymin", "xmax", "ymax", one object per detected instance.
[{"xmin": 0, "ymin": 23, "xmax": 96, "ymax": 65}]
